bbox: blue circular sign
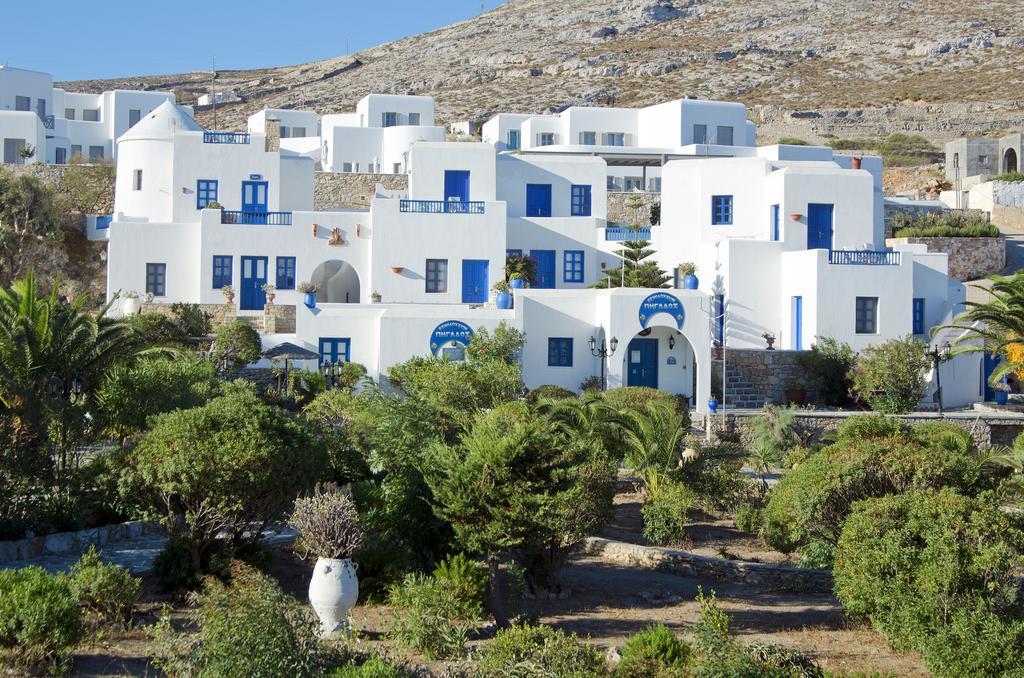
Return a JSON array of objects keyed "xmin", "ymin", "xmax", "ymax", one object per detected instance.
[
  {"xmin": 638, "ymin": 292, "xmax": 685, "ymax": 329},
  {"xmin": 430, "ymin": 320, "xmax": 474, "ymax": 355}
]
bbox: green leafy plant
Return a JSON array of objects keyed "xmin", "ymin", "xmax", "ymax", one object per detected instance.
[
  {"xmin": 748, "ymin": 405, "xmax": 799, "ymax": 493},
  {"xmin": 387, "ymin": 572, "xmax": 482, "ymax": 660},
  {"xmin": 891, "ymin": 210, "xmax": 1000, "ymax": 238},
  {"xmin": 212, "ymin": 320, "xmax": 262, "ymax": 369},
  {"xmin": 475, "ymin": 624, "xmax": 608, "ymax": 677},
  {"xmin": 464, "ymin": 321, "xmax": 525, "ymax": 365},
  {"xmin": 170, "ymin": 302, "xmax": 212, "ymax": 337},
  {"xmin": 525, "ymin": 384, "xmax": 577, "ymax": 403},
  {"xmin": 325, "ymin": 655, "xmax": 407, "ymax": 677},
  {"xmin": 616, "ymin": 624, "xmax": 691, "ymax": 677},
  {"xmin": 942, "ymin": 272, "xmax": 1024, "ymax": 386},
  {"xmin": 289, "ymin": 485, "xmax": 364, "ymax": 560},
  {"xmin": 796, "ymin": 337, "xmax": 856, "ymax": 407},
  {"xmin": 505, "ymin": 253, "xmax": 538, "ymax": 286},
  {"xmin": 591, "ymin": 239, "xmax": 671, "ymax": 289},
  {"xmin": 432, "ymin": 552, "xmax": 488, "ymax": 608},
  {"xmin": 0, "ymin": 566, "xmax": 83, "ymax": 672},
  {"xmin": 642, "ymin": 481, "xmax": 697, "ymax": 545},
  {"xmin": 734, "ymin": 502, "xmax": 762, "ymax": 534},
  {"xmin": 69, "ymin": 545, "xmax": 141, "ymax": 626},
  {"xmin": 992, "ymin": 171, "xmax": 1024, "ymax": 183},
  {"xmin": 849, "ymin": 335, "xmax": 930, "ymax": 413}
]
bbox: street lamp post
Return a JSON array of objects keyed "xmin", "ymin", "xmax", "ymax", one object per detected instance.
[
  {"xmin": 588, "ymin": 335, "xmax": 619, "ymax": 391},
  {"xmin": 927, "ymin": 341, "xmax": 952, "ymax": 416}
]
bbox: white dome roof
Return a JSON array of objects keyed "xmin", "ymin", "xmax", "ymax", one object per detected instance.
[{"xmin": 118, "ymin": 101, "xmax": 203, "ymax": 142}]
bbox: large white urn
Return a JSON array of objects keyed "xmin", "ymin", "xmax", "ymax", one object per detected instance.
[
  {"xmin": 308, "ymin": 557, "xmax": 359, "ymax": 636},
  {"xmin": 121, "ymin": 296, "xmax": 140, "ymax": 317}
]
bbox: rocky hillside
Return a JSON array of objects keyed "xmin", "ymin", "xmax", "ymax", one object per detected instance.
[{"xmin": 60, "ymin": 0, "xmax": 1024, "ymax": 143}]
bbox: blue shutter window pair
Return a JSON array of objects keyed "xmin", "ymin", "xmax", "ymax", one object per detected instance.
[
  {"xmin": 912, "ymin": 298, "xmax": 925, "ymax": 335},
  {"xmin": 548, "ymin": 338, "xmax": 573, "ymax": 367},
  {"xmin": 146, "ymin": 263, "xmax": 166, "ymax": 296},
  {"xmin": 197, "ymin": 179, "xmax": 218, "ymax": 209},
  {"xmin": 563, "ymin": 250, "xmax": 584, "ymax": 283},
  {"xmin": 212, "ymin": 255, "xmax": 232, "ymax": 289},
  {"xmin": 276, "ymin": 256, "xmax": 296, "ymax": 289},
  {"xmin": 571, "ymin": 185, "xmax": 592, "ymax": 216},
  {"xmin": 712, "ymin": 195, "xmax": 733, "ymax": 225},
  {"xmin": 319, "ymin": 338, "xmax": 350, "ymax": 364}
]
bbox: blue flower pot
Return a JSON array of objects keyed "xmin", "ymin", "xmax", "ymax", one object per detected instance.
[
  {"xmin": 496, "ymin": 291, "xmax": 513, "ymax": 309},
  {"xmin": 708, "ymin": 398, "xmax": 719, "ymax": 413},
  {"xmin": 304, "ymin": 292, "xmax": 316, "ymax": 309},
  {"xmin": 995, "ymin": 391, "xmax": 1009, "ymax": 405},
  {"xmin": 509, "ymin": 277, "xmax": 525, "ymax": 289},
  {"xmin": 683, "ymin": 274, "xmax": 699, "ymax": 290}
]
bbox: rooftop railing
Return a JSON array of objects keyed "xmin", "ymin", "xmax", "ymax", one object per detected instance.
[
  {"xmin": 221, "ymin": 210, "xmax": 292, "ymax": 225},
  {"xmin": 828, "ymin": 249, "xmax": 901, "ymax": 266},
  {"xmin": 399, "ymin": 200, "xmax": 485, "ymax": 214},
  {"xmin": 605, "ymin": 226, "xmax": 652, "ymax": 241},
  {"xmin": 203, "ymin": 131, "xmax": 251, "ymax": 144}
]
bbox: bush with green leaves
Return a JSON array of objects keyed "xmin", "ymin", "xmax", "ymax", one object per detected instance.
[
  {"xmin": 834, "ymin": 489, "xmax": 1024, "ymax": 675},
  {"xmin": 69, "ymin": 546, "xmax": 141, "ymax": 626},
  {"xmin": 525, "ymin": 384, "xmax": 577, "ymax": 403},
  {"xmin": 796, "ymin": 337, "xmax": 856, "ymax": 406},
  {"xmin": 830, "ymin": 413, "xmax": 907, "ymax": 443},
  {"xmin": 917, "ymin": 599, "xmax": 1024, "ymax": 678},
  {"xmin": 432, "ymin": 552, "xmax": 488, "ymax": 608},
  {"xmin": 128, "ymin": 311, "xmax": 188, "ymax": 346},
  {"xmin": 615, "ymin": 624, "xmax": 691, "ymax": 677},
  {"xmin": 212, "ymin": 319, "xmax": 262, "ymax": 369},
  {"xmin": 734, "ymin": 502, "xmax": 762, "ymax": 534},
  {"xmin": 476, "ymin": 624, "xmax": 608, "ymax": 677},
  {"xmin": 170, "ymin": 302, "xmax": 213, "ymax": 337},
  {"xmin": 849, "ymin": 336, "xmax": 930, "ymax": 413},
  {"xmin": 154, "ymin": 563, "xmax": 323, "ymax": 677},
  {"xmin": 325, "ymin": 655, "xmax": 407, "ymax": 678},
  {"xmin": 642, "ymin": 481, "xmax": 697, "ymax": 546},
  {"xmin": 748, "ymin": 405, "xmax": 800, "ymax": 492},
  {"xmin": 122, "ymin": 387, "xmax": 326, "ymax": 579},
  {"xmin": 617, "ymin": 398, "xmax": 687, "ymax": 490},
  {"xmin": 891, "ymin": 210, "xmax": 1001, "ymax": 238},
  {"xmin": 464, "ymin": 321, "xmax": 526, "ymax": 365},
  {"xmin": 601, "ymin": 386, "xmax": 691, "ymax": 424},
  {"xmin": 0, "ymin": 566, "xmax": 83, "ymax": 671},
  {"xmin": 387, "ymin": 572, "xmax": 482, "ymax": 660}
]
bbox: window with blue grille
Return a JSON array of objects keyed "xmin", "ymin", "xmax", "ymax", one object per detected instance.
[
  {"xmin": 548, "ymin": 338, "xmax": 573, "ymax": 367},
  {"xmin": 912, "ymin": 298, "xmax": 925, "ymax": 335},
  {"xmin": 276, "ymin": 256, "xmax": 296, "ymax": 289},
  {"xmin": 319, "ymin": 338, "xmax": 350, "ymax": 364},
  {"xmin": 507, "ymin": 130, "xmax": 520, "ymax": 150},
  {"xmin": 712, "ymin": 195, "xmax": 733, "ymax": 225},
  {"xmin": 146, "ymin": 263, "xmax": 166, "ymax": 296},
  {"xmin": 382, "ymin": 112, "xmax": 398, "ymax": 127},
  {"xmin": 196, "ymin": 179, "xmax": 218, "ymax": 209},
  {"xmin": 856, "ymin": 297, "xmax": 879, "ymax": 334},
  {"xmin": 212, "ymin": 255, "xmax": 232, "ymax": 289},
  {"xmin": 425, "ymin": 258, "xmax": 448, "ymax": 293},
  {"xmin": 563, "ymin": 250, "xmax": 584, "ymax": 283},
  {"xmin": 571, "ymin": 185, "xmax": 592, "ymax": 216}
]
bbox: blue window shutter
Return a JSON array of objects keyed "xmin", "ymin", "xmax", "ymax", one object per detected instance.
[
  {"xmin": 571, "ymin": 185, "xmax": 592, "ymax": 216},
  {"xmin": 771, "ymin": 204, "xmax": 780, "ymax": 241},
  {"xmin": 712, "ymin": 195, "xmax": 733, "ymax": 225},
  {"xmin": 212, "ymin": 255, "xmax": 232, "ymax": 288},
  {"xmin": 276, "ymin": 257, "xmax": 296, "ymax": 289},
  {"xmin": 547, "ymin": 338, "xmax": 573, "ymax": 367},
  {"xmin": 563, "ymin": 250, "xmax": 584, "ymax": 283},
  {"xmin": 912, "ymin": 298, "xmax": 925, "ymax": 335}
]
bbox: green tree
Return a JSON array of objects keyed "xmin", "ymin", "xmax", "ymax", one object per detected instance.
[
  {"xmin": 212, "ymin": 320, "xmax": 262, "ymax": 370},
  {"xmin": 849, "ymin": 335, "xmax": 930, "ymax": 413},
  {"xmin": 465, "ymin": 321, "xmax": 525, "ymax": 365},
  {"xmin": 941, "ymin": 272, "xmax": 1024, "ymax": 385},
  {"xmin": 592, "ymin": 239, "xmax": 671, "ymax": 289},
  {"xmin": 0, "ymin": 170, "xmax": 63, "ymax": 283}
]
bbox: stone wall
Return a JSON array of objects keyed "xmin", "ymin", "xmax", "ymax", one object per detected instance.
[
  {"xmin": 607, "ymin": 191, "xmax": 660, "ymax": 226},
  {"xmin": 3, "ymin": 162, "xmax": 116, "ymax": 215},
  {"xmin": 719, "ymin": 348, "xmax": 820, "ymax": 408},
  {"xmin": 0, "ymin": 521, "xmax": 160, "ymax": 564},
  {"xmin": 886, "ymin": 235, "xmax": 1005, "ymax": 281},
  {"xmin": 994, "ymin": 204, "xmax": 1024, "ymax": 232},
  {"xmin": 313, "ymin": 172, "xmax": 408, "ymax": 210},
  {"xmin": 139, "ymin": 301, "xmax": 295, "ymax": 334},
  {"xmin": 264, "ymin": 303, "xmax": 296, "ymax": 333}
]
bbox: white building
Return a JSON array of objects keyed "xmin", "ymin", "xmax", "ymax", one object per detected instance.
[
  {"xmin": 104, "ymin": 98, "xmax": 983, "ymax": 412},
  {"xmin": 0, "ymin": 65, "xmax": 187, "ymax": 165}
]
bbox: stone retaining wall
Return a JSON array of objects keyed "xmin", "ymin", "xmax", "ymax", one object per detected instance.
[
  {"xmin": 607, "ymin": 191, "xmax": 660, "ymax": 225},
  {"xmin": 313, "ymin": 172, "xmax": 408, "ymax": 210},
  {"xmin": 994, "ymin": 204, "xmax": 1024, "ymax": 232},
  {"xmin": 4, "ymin": 162, "xmax": 116, "ymax": 215},
  {"xmin": 886, "ymin": 235, "xmax": 1005, "ymax": 281},
  {"xmin": 0, "ymin": 521, "xmax": 161, "ymax": 564},
  {"xmin": 723, "ymin": 348, "xmax": 820, "ymax": 407},
  {"xmin": 139, "ymin": 302, "xmax": 296, "ymax": 334},
  {"xmin": 582, "ymin": 537, "xmax": 833, "ymax": 593}
]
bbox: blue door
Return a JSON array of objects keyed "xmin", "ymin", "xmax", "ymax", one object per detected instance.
[
  {"xmin": 791, "ymin": 296, "xmax": 803, "ymax": 350},
  {"xmin": 983, "ymin": 353, "xmax": 999, "ymax": 401},
  {"xmin": 530, "ymin": 250, "xmax": 555, "ymax": 288},
  {"xmin": 242, "ymin": 180, "xmax": 268, "ymax": 224},
  {"xmin": 240, "ymin": 256, "xmax": 268, "ymax": 310},
  {"xmin": 807, "ymin": 203, "xmax": 833, "ymax": 250},
  {"xmin": 627, "ymin": 338, "xmax": 658, "ymax": 388},
  {"xmin": 526, "ymin": 184, "xmax": 552, "ymax": 217},
  {"xmin": 444, "ymin": 170, "xmax": 470, "ymax": 211},
  {"xmin": 461, "ymin": 259, "xmax": 488, "ymax": 303}
]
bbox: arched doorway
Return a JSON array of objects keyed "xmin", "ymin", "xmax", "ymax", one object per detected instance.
[
  {"xmin": 1004, "ymin": 148, "xmax": 1018, "ymax": 174},
  {"xmin": 620, "ymin": 326, "xmax": 696, "ymax": 400},
  {"xmin": 310, "ymin": 260, "xmax": 360, "ymax": 304}
]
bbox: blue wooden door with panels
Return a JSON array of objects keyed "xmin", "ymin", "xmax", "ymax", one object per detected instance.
[
  {"xmin": 807, "ymin": 203, "xmax": 833, "ymax": 250},
  {"xmin": 530, "ymin": 250, "xmax": 555, "ymax": 288},
  {"xmin": 240, "ymin": 256, "xmax": 268, "ymax": 311},
  {"xmin": 526, "ymin": 184, "xmax": 552, "ymax": 217},
  {"xmin": 627, "ymin": 338, "xmax": 658, "ymax": 388},
  {"xmin": 444, "ymin": 170, "xmax": 470, "ymax": 205},
  {"xmin": 241, "ymin": 181, "xmax": 268, "ymax": 223},
  {"xmin": 461, "ymin": 259, "xmax": 488, "ymax": 303}
]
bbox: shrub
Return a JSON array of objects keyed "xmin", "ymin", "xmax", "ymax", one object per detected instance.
[
  {"xmin": 155, "ymin": 563, "xmax": 323, "ymax": 677},
  {"xmin": 153, "ymin": 536, "xmax": 201, "ymax": 591},
  {"xmin": 326, "ymin": 655, "xmax": 407, "ymax": 678},
  {"xmin": 796, "ymin": 337, "xmax": 856, "ymax": 406},
  {"xmin": 777, "ymin": 137, "xmax": 809, "ymax": 145},
  {"xmin": 335, "ymin": 361, "xmax": 369, "ymax": 390},
  {"xmin": 387, "ymin": 573, "xmax": 482, "ymax": 660},
  {"xmin": 891, "ymin": 210, "xmax": 1000, "ymax": 238},
  {"xmin": 212, "ymin": 319, "xmax": 262, "ymax": 369},
  {"xmin": 745, "ymin": 643, "xmax": 823, "ymax": 677},
  {"xmin": 602, "ymin": 386, "xmax": 690, "ymax": 424},
  {"xmin": 831, "ymin": 413, "xmax": 907, "ymax": 443},
  {"xmin": 432, "ymin": 552, "xmax": 488, "ymax": 608},
  {"xmin": 849, "ymin": 336, "xmax": 930, "ymax": 413},
  {"xmin": 617, "ymin": 399, "xmax": 687, "ymax": 489},
  {"xmin": 993, "ymin": 171, "xmax": 1024, "ymax": 183},
  {"xmin": 290, "ymin": 485, "xmax": 364, "ymax": 560},
  {"xmin": 748, "ymin": 405, "xmax": 799, "ymax": 491},
  {"xmin": 476, "ymin": 624, "xmax": 608, "ymax": 677},
  {"xmin": 170, "ymin": 302, "xmax": 212, "ymax": 337},
  {"xmin": 580, "ymin": 375, "xmax": 603, "ymax": 392},
  {"xmin": 69, "ymin": 546, "xmax": 141, "ymax": 626},
  {"xmin": 834, "ymin": 490, "xmax": 1024, "ymax": 653},
  {"xmin": 918, "ymin": 599, "xmax": 1024, "ymax": 678},
  {"xmin": 122, "ymin": 388, "xmax": 326, "ymax": 579},
  {"xmin": 616, "ymin": 624, "xmax": 691, "ymax": 677},
  {"xmin": 464, "ymin": 321, "xmax": 526, "ymax": 365},
  {"xmin": 642, "ymin": 481, "xmax": 697, "ymax": 545},
  {"xmin": 129, "ymin": 311, "xmax": 187, "ymax": 346},
  {"xmin": 734, "ymin": 502, "xmax": 762, "ymax": 534},
  {"xmin": 0, "ymin": 566, "xmax": 83, "ymax": 671},
  {"xmin": 525, "ymin": 384, "xmax": 577, "ymax": 403}
]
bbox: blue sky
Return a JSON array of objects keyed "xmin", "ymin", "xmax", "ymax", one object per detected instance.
[{"xmin": 2, "ymin": 1, "xmax": 504, "ymax": 81}]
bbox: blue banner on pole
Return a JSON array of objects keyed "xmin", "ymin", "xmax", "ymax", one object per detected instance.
[
  {"xmin": 638, "ymin": 292, "xmax": 685, "ymax": 329},
  {"xmin": 430, "ymin": 320, "xmax": 474, "ymax": 355}
]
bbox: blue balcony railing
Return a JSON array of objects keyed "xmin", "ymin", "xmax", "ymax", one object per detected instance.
[
  {"xmin": 399, "ymin": 200, "xmax": 485, "ymax": 214},
  {"xmin": 40, "ymin": 114, "xmax": 54, "ymax": 130},
  {"xmin": 203, "ymin": 131, "xmax": 251, "ymax": 144},
  {"xmin": 221, "ymin": 210, "xmax": 292, "ymax": 225},
  {"xmin": 828, "ymin": 249, "xmax": 901, "ymax": 266},
  {"xmin": 605, "ymin": 227, "xmax": 651, "ymax": 241}
]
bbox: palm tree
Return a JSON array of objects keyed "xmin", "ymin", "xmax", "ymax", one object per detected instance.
[
  {"xmin": 939, "ymin": 273, "xmax": 1024, "ymax": 384},
  {"xmin": 615, "ymin": 399, "xmax": 685, "ymax": 495},
  {"xmin": 535, "ymin": 393, "xmax": 620, "ymax": 459}
]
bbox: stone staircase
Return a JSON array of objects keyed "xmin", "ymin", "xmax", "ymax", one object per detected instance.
[{"xmin": 724, "ymin": 362, "xmax": 765, "ymax": 409}]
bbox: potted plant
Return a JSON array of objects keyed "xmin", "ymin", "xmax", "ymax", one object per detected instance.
[
  {"xmin": 784, "ymin": 378, "xmax": 807, "ymax": 405},
  {"xmin": 262, "ymin": 283, "xmax": 276, "ymax": 304},
  {"xmin": 289, "ymin": 485, "xmax": 364, "ymax": 636},
  {"xmin": 505, "ymin": 253, "xmax": 537, "ymax": 287},
  {"xmin": 708, "ymin": 396, "xmax": 719, "ymax": 413},
  {"xmin": 370, "ymin": 291, "xmax": 382, "ymax": 304},
  {"xmin": 298, "ymin": 281, "xmax": 318, "ymax": 309},
  {"xmin": 206, "ymin": 200, "xmax": 223, "ymax": 210},
  {"xmin": 121, "ymin": 290, "xmax": 141, "ymax": 316},
  {"xmin": 494, "ymin": 279, "xmax": 513, "ymax": 309},
  {"xmin": 508, "ymin": 272, "xmax": 526, "ymax": 290},
  {"xmin": 677, "ymin": 262, "xmax": 698, "ymax": 290},
  {"xmin": 762, "ymin": 331, "xmax": 776, "ymax": 350},
  {"xmin": 221, "ymin": 284, "xmax": 235, "ymax": 305},
  {"xmin": 994, "ymin": 379, "xmax": 1010, "ymax": 406}
]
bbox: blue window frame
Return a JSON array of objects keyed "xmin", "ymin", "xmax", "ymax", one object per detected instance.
[
  {"xmin": 570, "ymin": 185, "xmax": 592, "ymax": 216},
  {"xmin": 693, "ymin": 124, "xmax": 707, "ymax": 144},
  {"xmin": 276, "ymin": 256, "xmax": 296, "ymax": 289},
  {"xmin": 912, "ymin": 298, "xmax": 925, "ymax": 335},
  {"xmin": 212, "ymin": 255, "xmax": 232, "ymax": 289},
  {"xmin": 426, "ymin": 258, "xmax": 448, "ymax": 293},
  {"xmin": 771, "ymin": 204, "xmax": 780, "ymax": 241},
  {"xmin": 382, "ymin": 112, "xmax": 398, "ymax": 128},
  {"xmin": 196, "ymin": 179, "xmax": 218, "ymax": 209},
  {"xmin": 507, "ymin": 130, "xmax": 520, "ymax": 150},
  {"xmin": 319, "ymin": 338, "xmax": 351, "ymax": 364},
  {"xmin": 95, "ymin": 215, "xmax": 112, "ymax": 230},
  {"xmin": 856, "ymin": 297, "xmax": 879, "ymax": 334},
  {"xmin": 548, "ymin": 338, "xmax": 573, "ymax": 367},
  {"xmin": 563, "ymin": 250, "xmax": 584, "ymax": 283},
  {"xmin": 146, "ymin": 263, "xmax": 166, "ymax": 296},
  {"xmin": 506, "ymin": 249, "xmax": 522, "ymax": 258},
  {"xmin": 712, "ymin": 195, "xmax": 733, "ymax": 225}
]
